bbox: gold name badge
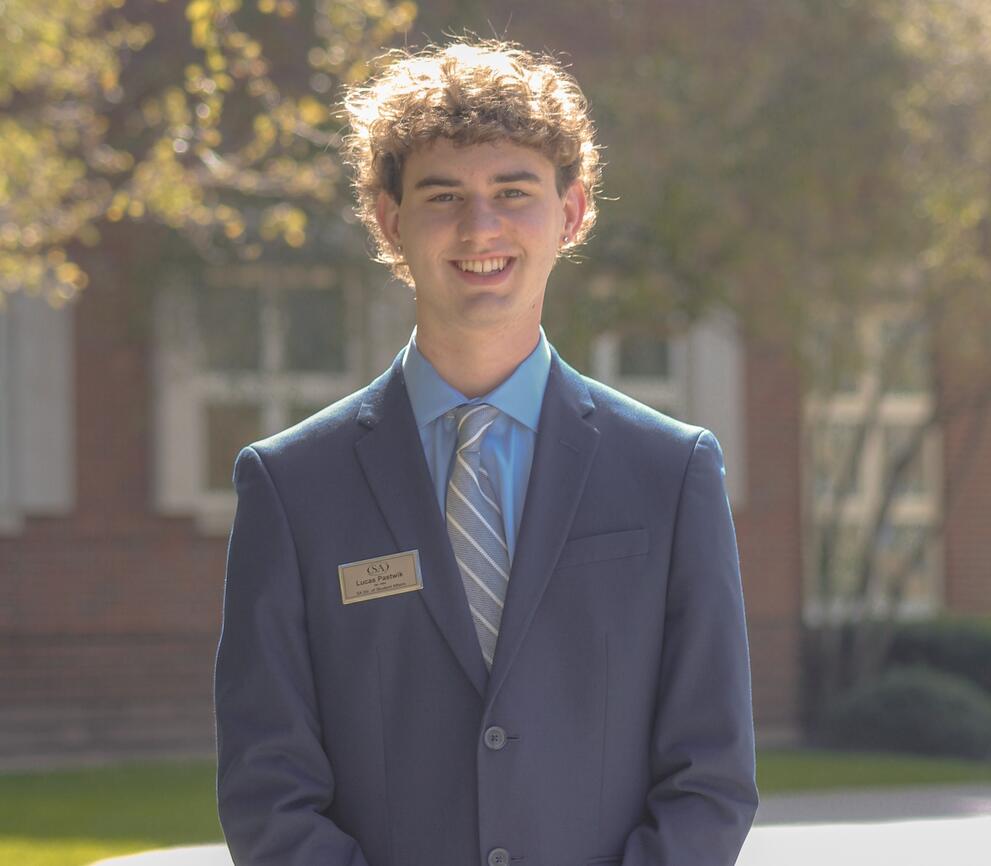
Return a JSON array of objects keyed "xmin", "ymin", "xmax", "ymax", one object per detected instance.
[{"xmin": 338, "ymin": 550, "xmax": 423, "ymax": 605}]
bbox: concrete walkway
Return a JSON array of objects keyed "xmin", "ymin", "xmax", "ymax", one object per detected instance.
[
  {"xmin": 738, "ymin": 783, "xmax": 991, "ymax": 866},
  {"xmin": 89, "ymin": 784, "xmax": 991, "ymax": 866},
  {"xmin": 754, "ymin": 782, "xmax": 991, "ymax": 824}
]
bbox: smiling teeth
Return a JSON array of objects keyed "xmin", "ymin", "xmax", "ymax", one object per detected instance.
[{"xmin": 457, "ymin": 257, "xmax": 509, "ymax": 274}]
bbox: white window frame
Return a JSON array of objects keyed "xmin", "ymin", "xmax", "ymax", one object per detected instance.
[
  {"xmin": 0, "ymin": 293, "xmax": 75, "ymax": 535},
  {"xmin": 803, "ymin": 307, "xmax": 943, "ymax": 624},
  {"xmin": 0, "ymin": 305, "xmax": 17, "ymax": 533},
  {"xmin": 589, "ymin": 310, "xmax": 746, "ymax": 506},
  {"xmin": 589, "ymin": 331, "xmax": 687, "ymax": 417},
  {"xmin": 154, "ymin": 264, "xmax": 363, "ymax": 534}
]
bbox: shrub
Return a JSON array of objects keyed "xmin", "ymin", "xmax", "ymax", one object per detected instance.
[
  {"xmin": 822, "ymin": 665, "xmax": 991, "ymax": 759},
  {"xmin": 888, "ymin": 617, "xmax": 991, "ymax": 694}
]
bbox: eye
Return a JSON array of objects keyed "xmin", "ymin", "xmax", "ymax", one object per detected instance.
[
  {"xmin": 499, "ymin": 188, "xmax": 528, "ymax": 199},
  {"xmin": 429, "ymin": 192, "xmax": 458, "ymax": 203}
]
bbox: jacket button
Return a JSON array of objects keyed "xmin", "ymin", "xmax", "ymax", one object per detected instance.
[
  {"xmin": 483, "ymin": 725, "xmax": 507, "ymax": 750},
  {"xmin": 488, "ymin": 848, "xmax": 510, "ymax": 866}
]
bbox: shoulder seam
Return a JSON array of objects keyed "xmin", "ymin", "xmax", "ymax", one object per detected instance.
[
  {"xmin": 662, "ymin": 427, "xmax": 710, "ymax": 602},
  {"xmin": 241, "ymin": 445, "xmax": 305, "ymax": 600}
]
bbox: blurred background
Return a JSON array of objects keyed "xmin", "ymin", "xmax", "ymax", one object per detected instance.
[{"xmin": 1, "ymin": 0, "xmax": 990, "ymax": 862}]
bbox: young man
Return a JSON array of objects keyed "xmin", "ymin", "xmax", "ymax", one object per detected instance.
[{"xmin": 215, "ymin": 39, "xmax": 758, "ymax": 866}]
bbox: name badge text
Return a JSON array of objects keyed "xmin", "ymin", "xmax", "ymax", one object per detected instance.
[{"xmin": 338, "ymin": 550, "xmax": 422, "ymax": 605}]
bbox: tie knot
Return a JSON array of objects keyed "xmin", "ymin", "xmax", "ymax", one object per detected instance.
[{"xmin": 454, "ymin": 403, "xmax": 499, "ymax": 453}]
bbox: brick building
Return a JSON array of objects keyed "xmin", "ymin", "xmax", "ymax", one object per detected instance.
[{"xmin": 1, "ymin": 231, "xmax": 989, "ymax": 765}]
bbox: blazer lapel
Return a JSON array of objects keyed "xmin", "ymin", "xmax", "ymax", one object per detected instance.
[
  {"xmin": 485, "ymin": 350, "xmax": 600, "ymax": 709},
  {"xmin": 353, "ymin": 358, "xmax": 489, "ymax": 698}
]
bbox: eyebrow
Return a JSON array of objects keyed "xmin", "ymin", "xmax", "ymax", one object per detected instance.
[
  {"xmin": 412, "ymin": 170, "xmax": 543, "ymax": 190},
  {"xmin": 492, "ymin": 170, "xmax": 542, "ymax": 185}
]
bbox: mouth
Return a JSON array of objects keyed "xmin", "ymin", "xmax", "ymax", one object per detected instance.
[
  {"xmin": 450, "ymin": 256, "xmax": 516, "ymax": 283},
  {"xmin": 453, "ymin": 256, "xmax": 512, "ymax": 274}
]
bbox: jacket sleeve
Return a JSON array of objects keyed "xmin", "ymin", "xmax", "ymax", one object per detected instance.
[
  {"xmin": 621, "ymin": 429, "xmax": 759, "ymax": 866},
  {"xmin": 215, "ymin": 445, "xmax": 371, "ymax": 866}
]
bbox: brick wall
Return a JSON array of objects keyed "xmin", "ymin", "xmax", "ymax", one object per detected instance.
[
  {"xmin": 939, "ymin": 343, "xmax": 991, "ymax": 614},
  {"xmin": 0, "ymin": 248, "xmax": 226, "ymax": 765},
  {"xmin": 0, "ymin": 254, "xmax": 808, "ymax": 762},
  {"xmin": 734, "ymin": 336, "xmax": 804, "ymax": 738}
]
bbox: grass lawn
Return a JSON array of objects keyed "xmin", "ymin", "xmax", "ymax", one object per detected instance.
[
  {"xmin": 0, "ymin": 762, "xmax": 222, "ymax": 866},
  {"xmin": 3, "ymin": 750, "xmax": 991, "ymax": 866},
  {"xmin": 757, "ymin": 749, "xmax": 991, "ymax": 793}
]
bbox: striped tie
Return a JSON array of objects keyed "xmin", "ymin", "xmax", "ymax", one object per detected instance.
[{"xmin": 446, "ymin": 403, "xmax": 510, "ymax": 670}]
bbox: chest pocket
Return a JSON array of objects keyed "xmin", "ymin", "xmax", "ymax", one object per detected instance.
[{"xmin": 555, "ymin": 528, "xmax": 648, "ymax": 570}]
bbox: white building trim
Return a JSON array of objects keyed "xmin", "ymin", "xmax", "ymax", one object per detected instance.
[
  {"xmin": 590, "ymin": 311, "xmax": 746, "ymax": 506},
  {"xmin": 802, "ymin": 307, "xmax": 943, "ymax": 622},
  {"xmin": 0, "ymin": 293, "xmax": 75, "ymax": 534},
  {"xmin": 153, "ymin": 267, "xmax": 371, "ymax": 534}
]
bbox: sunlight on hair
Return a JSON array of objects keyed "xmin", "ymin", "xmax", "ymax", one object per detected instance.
[{"xmin": 341, "ymin": 38, "xmax": 602, "ymax": 282}]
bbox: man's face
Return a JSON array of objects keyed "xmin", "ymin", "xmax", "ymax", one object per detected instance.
[{"xmin": 376, "ymin": 138, "xmax": 585, "ymax": 337}]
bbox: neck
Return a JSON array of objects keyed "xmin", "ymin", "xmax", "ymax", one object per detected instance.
[{"xmin": 415, "ymin": 322, "xmax": 541, "ymax": 398}]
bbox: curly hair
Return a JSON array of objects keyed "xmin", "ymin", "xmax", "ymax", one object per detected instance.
[{"xmin": 341, "ymin": 39, "xmax": 602, "ymax": 283}]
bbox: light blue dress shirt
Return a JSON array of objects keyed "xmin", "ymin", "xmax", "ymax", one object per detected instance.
[{"xmin": 401, "ymin": 328, "xmax": 551, "ymax": 563}]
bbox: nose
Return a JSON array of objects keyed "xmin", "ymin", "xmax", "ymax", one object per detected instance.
[{"xmin": 457, "ymin": 196, "xmax": 501, "ymax": 244}]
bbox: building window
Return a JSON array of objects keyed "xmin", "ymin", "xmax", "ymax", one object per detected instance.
[
  {"xmin": 0, "ymin": 294, "xmax": 75, "ymax": 534},
  {"xmin": 205, "ymin": 403, "xmax": 264, "ymax": 493},
  {"xmin": 589, "ymin": 331, "xmax": 685, "ymax": 417},
  {"xmin": 811, "ymin": 421, "xmax": 864, "ymax": 501},
  {"xmin": 0, "ymin": 306, "xmax": 15, "ymax": 531},
  {"xmin": 154, "ymin": 264, "xmax": 362, "ymax": 533},
  {"xmin": 804, "ymin": 309, "xmax": 942, "ymax": 622},
  {"xmin": 588, "ymin": 313, "xmax": 747, "ymax": 506}
]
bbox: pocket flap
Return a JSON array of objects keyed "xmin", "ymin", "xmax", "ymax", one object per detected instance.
[{"xmin": 555, "ymin": 528, "xmax": 648, "ymax": 570}]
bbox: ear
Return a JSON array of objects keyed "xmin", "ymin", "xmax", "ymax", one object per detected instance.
[
  {"xmin": 375, "ymin": 190, "xmax": 402, "ymax": 253},
  {"xmin": 561, "ymin": 181, "xmax": 587, "ymax": 244}
]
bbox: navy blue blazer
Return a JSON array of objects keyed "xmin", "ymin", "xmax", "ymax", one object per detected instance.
[{"xmin": 215, "ymin": 347, "xmax": 758, "ymax": 866}]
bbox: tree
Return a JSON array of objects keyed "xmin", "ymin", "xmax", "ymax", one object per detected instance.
[
  {"xmin": 803, "ymin": 300, "xmax": 991, "ymax": 723},
  {"xmin": 798, "ymin": 0, "xmax": 991, "ymax": 723},
  {"xmin": 5, "ymin": 0, "xmax": 990, "ymax": 726},
  {"xmin": 421, "ymin": 0, "xmax": 991, "ymax": 722},
  {"xmin": 0, "ymin": 0, "xmax": 416, "ymax": 309},
  {"xmin": 568, "ymin": 0, "xmax": 991, "ymax": 723}
]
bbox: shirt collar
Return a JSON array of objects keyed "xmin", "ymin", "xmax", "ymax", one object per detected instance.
[{"xmin": 402, "ymin": 327, "xmax": 551, "ymax": 432}]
